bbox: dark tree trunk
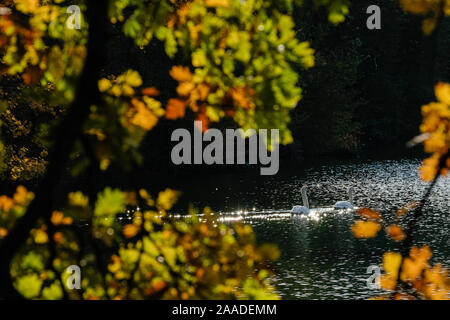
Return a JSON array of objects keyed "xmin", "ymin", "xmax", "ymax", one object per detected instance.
[{"xmin": 0, "ymin": 0, "xmax": 109, "ymax": 299}]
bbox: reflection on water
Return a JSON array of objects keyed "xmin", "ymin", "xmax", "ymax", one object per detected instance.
[{"xmin": 179, "ymin": 159, "xmax": 450, "ymax": 299}]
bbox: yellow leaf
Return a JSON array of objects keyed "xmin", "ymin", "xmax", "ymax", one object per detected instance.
[
  {"xmin": 15, "ymin": 0, "xmax": 39, "ymax": 13},
  {"xmin": 139, "ymin": 189, "xmax": 155, "ymax": 206},
  {"xmin": 68, "ymin": 191, "xmax": 89, "ymax": 207},
  {"xmin": 123, "ymin": 70, "xmax": 142, "ymax": 87},
  {"xmin": 422, "ymin": 17, "xmax": 438, "ymax": 35},
  {"xmin": 399, "ymin": 0, "xmax": 437, "ymax": 15},
  {"xmin": 110, "ymin": 85, "xmax": 122, "ymax": 97},
  {"xmin": 205, "ymin": 0, "xmax": 230, "ymax": 7},
  {"xmin": 435, "ymin": 82, "xmax": 450, "ymax": 105},
  {"xmin": 34, "ymin": 229, "xmax": 48, "ymax": 244},
  {"xmin": 108, "ymin": 255, "xmax": 122, "ymax": 273},
  {"xmin": 157, "ymin": 189, "xmax": 180, "ymax": 210},
  {"xmin": 98, "ymin": 78, "xmax": 112, "ymax": 92},
  {"xmin": 122, "ymin": 84, "xmax": 135, "ymax": 96},
  {"xmin": 177, "ymin": 82, "xmax": 195, "ymax": 96},
  {"xmin": 369, "ymin": 295, "xmax": 391, "ymax": 300},
  {"xmin": 383, "ymin": 252, "xmax": 402, "ymax": 278}
]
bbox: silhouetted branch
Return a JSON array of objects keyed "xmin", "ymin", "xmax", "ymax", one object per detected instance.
[
  {"xmin": 402, "ymin": 150, "xmax": 449, "ymax": 256},
  {"xmin": 393, "ymin": 150, "xmax": 450, "ymax": 299}
]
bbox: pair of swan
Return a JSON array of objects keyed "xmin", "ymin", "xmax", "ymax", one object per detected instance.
[{"xmin": 291, "ymin": 186, "xmax": 354, "ymax": 214}]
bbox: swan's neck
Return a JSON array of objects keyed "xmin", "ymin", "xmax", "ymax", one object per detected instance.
[
  {"xmin": 348, "ymin": 188, "xmax": 354, "ymax": 204},
  {"xmin": 302, "ymin": 189, "xmax": 309, "ymax": 208}
]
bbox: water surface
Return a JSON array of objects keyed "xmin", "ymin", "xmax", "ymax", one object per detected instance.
[{"xmin": 178, "ymin": 159, "xmax": 450, "ymax": 299}]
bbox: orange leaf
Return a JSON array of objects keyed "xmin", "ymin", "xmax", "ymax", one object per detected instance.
[
  {"xmin": 22, "ymin": 66, "xmax": 41, "ymax": 86},
  {"xmin": 205, "ymin": 0, "xmax": 230, "ymax": 7},
  {"xmin": 410, "ymin": 245, "xmax": 432, "ymax": 261},
  {"xmin": 196, "ymin": 83, "xmax": 210, "ymax": 100},
  {"xmin": 130, "ymin": 98, "xmax": 158, "ymax": 130},
  {"xmin": 196, "ymin": 268, "xmax": 205, "ymax": 280},
  {"xmin": 166, "ymin": 99, "xmax": 187, "ymax": 120},
  {"xmin": 0, "ymin": 228, "xmax": 8, "ymax": 238},
  {"xmin": 379, "ymin": 274, "xmax": 397, "ymax": 290},
  {"xmin": 169, "ymin": 66, "xmax": 193, "ymax": 82},
  {"xmin": 386, "ymin": 225, "xmax": 406, "ymax": 242},
  {"xmin": 13, "ymin": 185, "xmax": 29, "ymax": 205},
  {"xmin": 230, "ymin": 86, "xmax": 255, "ymax": 110},
  {"xmin": 0, "ymin": 195, "xmax": 14, "ymax": 212},
  {"xmin": 53, "ymin": 232, "xmax": 63, "ymax": 243},
  {"xmin": 196, "ymin": 113, "xmax": 209, "ymax": 132},
  {"xmin": 176, "ymin": 82, "xmax": 195, "ymax": 96},
  {"xmin": 142, "ymin": 87, "xmax": 160, "ymax": 96},
  {"xmin": 123, "ymin": 224, "xmax": 140, "ymax": 238},
  {"xmin": 152, "ymin": 280, "xmax": 166, "ymax": 292},
  {"xmin": 351, "ymin": 220, "xmax": 381, "ymax": 238},
  {"xmin": 401, "ymin": 257, "xmax": 425, "ymax": 282},
  {"xmin": 400, "ymin": 246, "xmax": 432, "ymax": 282},
  {"xmin": 50, "ymin": 211, "xmax": 72, "ymax": 226},
  {"xmin": 394, "ymin": 293, "xmax": 415, "ymax": 300},
  {"xmin": 357, "ymin": 208, "xmax": 382, "ymax": 221}
]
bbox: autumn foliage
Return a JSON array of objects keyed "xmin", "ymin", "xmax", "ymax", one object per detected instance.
[
  {"xmin": 1, "ymin": 186, "xmax": 279, "ymax": 299},
  {"xmin": 0, "ymin": 0, "xmax": 448, "ymax": 301},
  {"xmin": 1, "ymin": 0, "xmax": 349, "ymax": 300}
]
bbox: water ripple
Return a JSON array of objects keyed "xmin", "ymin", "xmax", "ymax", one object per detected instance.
[{"xmin": 186, "ymin": 159, "xmax": 449, "ymax": 299}]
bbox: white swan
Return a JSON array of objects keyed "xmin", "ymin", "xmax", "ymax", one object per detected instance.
[
  {"xmin": 334, "ymin": 187, "xmax": 354, "ymax": 209},
  {"xmin": 291, "ymin": 186, "xmax": 310, "ymax": 214}
]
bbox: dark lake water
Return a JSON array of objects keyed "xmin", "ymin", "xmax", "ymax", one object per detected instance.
[{"xmin": 176, "ymin": 158, "xmax": 450, "ymax": 300}]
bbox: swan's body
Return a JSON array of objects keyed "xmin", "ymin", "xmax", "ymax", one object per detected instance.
[
  {"xmin": 291, "ymin": 186, "xmax": 309, "ymax": 214},
  {"xmin": 291, "ymin": 205, "xmax": 309, "ymax": 214},
  {"xmin": 334, "ymin": 187, "xmax": 354, "ymax": 209}
]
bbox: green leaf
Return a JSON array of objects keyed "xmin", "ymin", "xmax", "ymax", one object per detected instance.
[{"xmin": 94, "ymin": 187, "xmax": 126, "ymax": 222}]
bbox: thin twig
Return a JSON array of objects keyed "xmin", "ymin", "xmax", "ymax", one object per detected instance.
[{"xmin": 393, "ymin": 150, "xmax": 449, "ymax": 299}]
